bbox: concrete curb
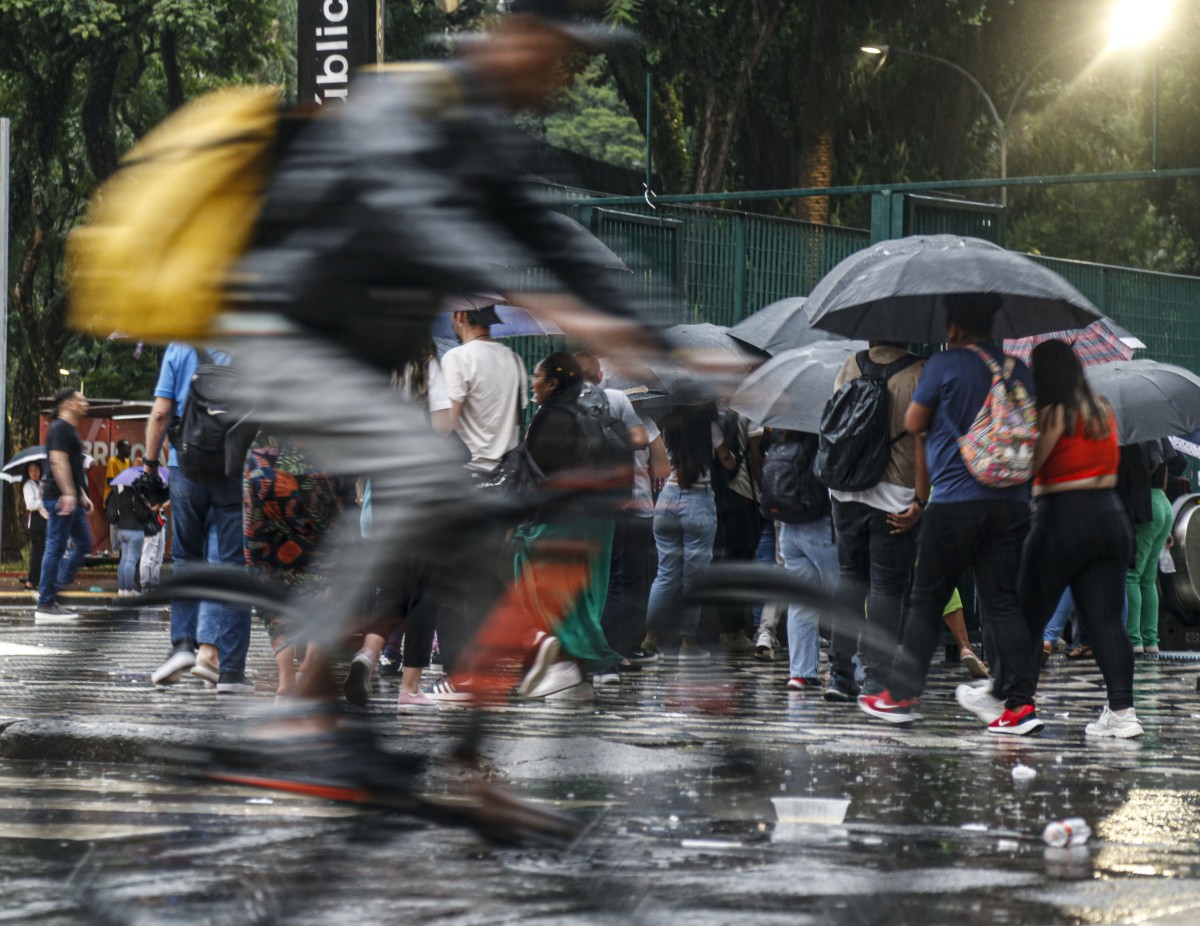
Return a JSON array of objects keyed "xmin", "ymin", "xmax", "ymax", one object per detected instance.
[{"xmin": 0, "ymin": 718, "xmax": 206, "ymax": 763}]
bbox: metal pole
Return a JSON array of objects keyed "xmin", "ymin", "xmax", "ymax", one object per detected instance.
[
  {"xmin": 886, "ymin": 48, "xmax": 1006, "ymax": 206},
  {"xmin": 0, "ymin": 119, "xmax": 10, "ymax": 563},
  {"xmin": 1152, "ymin": 43, "xmax": 1160, "ymax": 170},
  {"xmin": 644, "ymin": 71, "xmax": 653, "ymax": 196}
]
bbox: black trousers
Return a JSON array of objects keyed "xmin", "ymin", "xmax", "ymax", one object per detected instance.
[
  {"xmin": 829, "ymin": 499, "xmax": 918, "ymax": 689},
  {"xmin": 601, "ymin": 514, "xmax": 656, "ymax": 657},
  {"xmin": 1019, "ymin": 489, "xmax": 1135, "ymax": 710},
  {"xmin": 713, "ymin": 490, "xmax": 763, "ymax": 634},
  {"xmin": 27, "ymin": 517, "xmax": 46, "ymax": 588},
  {"xmin": 889, "ymin": 500, "xmax": 1036, "ymax": 708}
]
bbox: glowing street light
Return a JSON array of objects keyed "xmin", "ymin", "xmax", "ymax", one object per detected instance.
[{"xmin": 1108, "ymin": 0, "xmax": 1171, "ymax": 50}]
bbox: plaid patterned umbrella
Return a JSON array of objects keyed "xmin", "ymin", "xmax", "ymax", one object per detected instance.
[{"xmin": 1003, "ymin": 317, "xmax": 1143, "ymax": 367}]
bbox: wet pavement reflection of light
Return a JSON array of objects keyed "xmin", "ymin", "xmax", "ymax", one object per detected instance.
[{"xmin": 2, "ymin": 607, "xmax": 1200, "ymax": 923}]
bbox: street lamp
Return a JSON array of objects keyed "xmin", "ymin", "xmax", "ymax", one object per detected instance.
[
  {"xmin": 1107, "ymin": 0, "xmax": 1172, "ymax": 169},
  {"xmin": 861, "ymin": 45, "xmax": 1010, "ymax": 204}
]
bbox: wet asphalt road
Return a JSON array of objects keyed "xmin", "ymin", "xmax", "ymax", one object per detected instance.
[{"xmin": 3, "ymin": 604, "xmax": 1200, "ymax": 924}]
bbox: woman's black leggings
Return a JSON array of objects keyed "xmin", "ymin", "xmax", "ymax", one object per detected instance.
[{"xmin": 1019, "ymin": 489, "xmax": 1135, "ymax": 710}]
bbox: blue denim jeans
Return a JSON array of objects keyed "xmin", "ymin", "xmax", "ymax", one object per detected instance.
[
  {"xmin": 780, "ymin": 518, "xmax": 840, "ymax": 680},
  {"xmin": 115, "ymin": 528, "xmax": 145, "ymax": 592},
  {"xmin": 37, "ymin": 498, "xmax": 93, "ymax": 607},
  {"xmin": 646, "ymin": 485, "xmax": 718, "ymax": 641},
  {"xmin": 169, "ymin": 466, "xmax": 251, "ymax": 674}
]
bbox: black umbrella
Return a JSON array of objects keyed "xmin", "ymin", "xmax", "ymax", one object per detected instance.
[
  {"xmin": 730, "ymin": 340, "xmax": 868, "ymax": 433},
  {"xmin": 729, "ymin": 297, "xmax": 845, "ymax": 355},
  {"xmin": 805, "ymin": 235, "xmax": 1102, "ymax": 342},
  {"xmin": 1084, "ymin": 360, "xmax": 1200, "ymax": 445},
  {"xmin": 1, "ymin": 445, "xmax": 47, "ymax": 483}
]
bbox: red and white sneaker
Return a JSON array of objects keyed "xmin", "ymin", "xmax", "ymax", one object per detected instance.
[
  {"xmin": 786, "ymin": 677, "xmax": 820, "ymax": 691},
  {"xmin": 856, "ymin": 690, "xmax": 922, "ymax": 724},
  {"xmin": 987, "ymin": 703, "xmax": 1044, "ymax": 735}
]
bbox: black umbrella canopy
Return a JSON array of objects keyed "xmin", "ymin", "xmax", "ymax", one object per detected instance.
[
  {"xmin": 730, "ymin": 340, "xmax": 868, "ymax": 433},
  {"xmin": 729, "ymin": 297, "xmax": 847, "ymax": 356},
  {"xmin": 1084, "ymin": 360, "xmax": 1200, "ymax": 445},
  {"xmin": 805, "ymin": 235, "xmax": 1102, "ymax": 342}
]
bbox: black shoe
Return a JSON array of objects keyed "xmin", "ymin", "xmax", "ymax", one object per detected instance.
[
  {"xmin": 823, "ymin": 674, "xmax": 859, "ymax": 703},
  {"xmin": 378, "ymin": 652, "xmax": 401, "ymax": 677},
  {"xmin": 216, "ymin": 671, "xmax": 255, "ymax": 695}
]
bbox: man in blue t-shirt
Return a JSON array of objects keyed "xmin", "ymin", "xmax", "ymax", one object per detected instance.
[
  {"xmin": 858, "ymin": 292, "xmax": 1044, "ymax": 735},
  {"xmin": 144, "ymin": 344, "xmax": 252, "ymax": 694}
]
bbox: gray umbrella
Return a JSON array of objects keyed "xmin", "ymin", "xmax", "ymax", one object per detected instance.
[
  {"xmin": 805, "ymin": 235, "xmax": 1102, "ymax": 342},
  {"xmin": 730, "ymin": 341, "xmax": 868, "ymax": 433},
  {"xmin": 729, "ymin": 297, "xmax": 847, "ymax": 356},
  {"xmin": 603, "ymin": 324, "xmax": 759, "ymax": 408},
  {"xmin": 1084, "ymin": 360, "xmax": 1200, "ymax": 445}
]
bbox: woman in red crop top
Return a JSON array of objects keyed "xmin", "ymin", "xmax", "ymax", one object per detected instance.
[{"xmin": 1019, "ymin": 340, "xmax": 1142, "ymax": 738}]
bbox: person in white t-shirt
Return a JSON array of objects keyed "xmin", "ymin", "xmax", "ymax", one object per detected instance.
[{"xmin": 440, "ymin": 306, "xmax": 527, "ymax": 475}]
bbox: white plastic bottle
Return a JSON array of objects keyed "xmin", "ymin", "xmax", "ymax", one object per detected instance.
[{"xmin": 1043, "ymin": 817, "xmax": 1091, "ymax": 847}]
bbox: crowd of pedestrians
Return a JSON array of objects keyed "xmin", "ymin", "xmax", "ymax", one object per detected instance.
[{"xmin": 21, "ymin": 0, "xmax": 1186, "ymax": 761}]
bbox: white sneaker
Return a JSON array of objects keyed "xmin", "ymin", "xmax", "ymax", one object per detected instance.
[
  {"xmin": 34, "ymin": 602, "xmax": 80, "ymax": 623},
  {"xmin": 1085, "ymin": 705, "xmax": 1144, "ymax": 738},
  {"xmin": 424, "ymin": 674, "xmax": 473, "ymax": 702},
  {"xmin": 151, "ymin": 649, "xmax": 196, "ymax": 685},
  {"xmin": 517, "ymin": 633, "xmax": 562, "ymax": 698},
  {"xmin": 523, "ymin": 660, "xmax": 584, "ymax": 699},
  {"xmin": 754, "ymin": 630, "xmax": 775, "ymax": 662},
  {"xmin": 955, "ymin": 681, "xmax": 1005, "ymax": 724}
]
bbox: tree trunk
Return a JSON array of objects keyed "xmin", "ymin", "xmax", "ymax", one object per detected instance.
[
  {"xmin": 794, "ymin": 0, "xmax": 841, "ymax": 224},
  {"xmin": 796, "ymin": 128, "xmax": 834, "ymax": 223}
]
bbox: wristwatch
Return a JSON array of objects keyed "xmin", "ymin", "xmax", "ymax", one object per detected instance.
[{"xmin": 912, "ymin": 495, "xmax": 928, "ymax": 509}]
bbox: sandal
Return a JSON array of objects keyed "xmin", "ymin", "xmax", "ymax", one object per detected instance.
[
  {"xmin": 1066, "ymin": 645, "xmax": 1094, "ymax": 659},
  {"xmin": 960, "ymin": 649, "xmax": 989, "ymax": 679}
]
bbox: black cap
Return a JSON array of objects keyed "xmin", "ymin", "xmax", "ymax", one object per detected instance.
[{"xmin": 504, "ymin": 0, "xmax": 636, "ymax": 50}]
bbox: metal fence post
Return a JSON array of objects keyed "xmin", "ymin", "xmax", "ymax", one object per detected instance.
[
  {"xmin": 870, "ymin": 191, "xmax": 903, "ymax": 243},
  {"xmin": 732, "ymin": 214, "xmax": 746, "ymax": 322},
  {"xmin": 0, "ymin": 119, "xmax": 9, "ymax": 563}
]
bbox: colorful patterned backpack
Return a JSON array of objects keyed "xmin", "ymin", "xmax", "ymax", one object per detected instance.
[{"xmin": 957, "ymin": 344, "xmax": 1039, "ymax": 488}]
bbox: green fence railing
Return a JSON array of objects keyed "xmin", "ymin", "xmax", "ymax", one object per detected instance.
[{"xmin": 500, "ymin": 190, "xmax": 1200, "ymax": 382}]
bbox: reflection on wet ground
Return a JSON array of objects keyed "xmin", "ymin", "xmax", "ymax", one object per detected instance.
[{"xmin": 2, "ymin": 606, "xmax": 1200, "ymax": 923}]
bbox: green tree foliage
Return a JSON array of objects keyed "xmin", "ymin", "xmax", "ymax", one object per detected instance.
[
  {"xmin": 0, "ymin": 0, "xmax": 285, "ymax": 447},
  {"xmin": 521, "ymin": 60, "xmax": 644, "ymax": 171}
]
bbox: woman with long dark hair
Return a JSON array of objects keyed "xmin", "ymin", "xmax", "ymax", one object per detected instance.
[
  {"xmin": 1019, "ymin": 339, "xmax": 1141, "ymax": 737},
  {"xmin": 642, "ymin": 402, "xmax": 728, "ymax": 660},
  {"xmin": 22, "ymin": 462, "xmax": 48, "ymax": 592}
]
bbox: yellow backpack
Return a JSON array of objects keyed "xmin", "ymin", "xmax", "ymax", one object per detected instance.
[{"xmin": 67, "ymin": 86, "xmax": 282, "ymax": 343}]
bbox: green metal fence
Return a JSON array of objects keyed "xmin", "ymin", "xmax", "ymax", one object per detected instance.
[
  {"xmin": 1030, "ymin": 257, "xmax": 1200, "ymax": 373},
  {"xmin": 499, "ymin": 193, "xmax": 1200, "ymax": 382}
]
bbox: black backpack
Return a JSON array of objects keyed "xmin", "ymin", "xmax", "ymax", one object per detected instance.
[
  {"xmin": 814, "ymin": 350, "xmax": 918, "ymax": 493},
  {"xmin": 170, "ymin": 350, "xmax": 255, "ymax": 485},
  {"xmin": 576, "ymin": 382, "xmax": 612, "ymax": 418},
  {"xmin": 759, "ymin": 433, "xmax": 830, "ymax": 523},
  {"xmin": 564, "ymin": 400, "xmax": 634, "ymax": 497}
]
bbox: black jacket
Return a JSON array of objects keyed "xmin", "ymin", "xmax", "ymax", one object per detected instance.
[
  {"xmin": 105, "ymin": 486, "xmax": 154, "ymax": 532},
  {"xmin": 233, "ymin": 64, "xmax": 651, "ymax": 370}
]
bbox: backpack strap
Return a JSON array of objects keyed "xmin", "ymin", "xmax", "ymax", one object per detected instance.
[
  {"xmin": 858, "ymin": 349, "xmax": 919, "ymax": 380},
  {"xmin": 963, "ymin": 342, "xmax": 1006, "ymax": 381}
]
